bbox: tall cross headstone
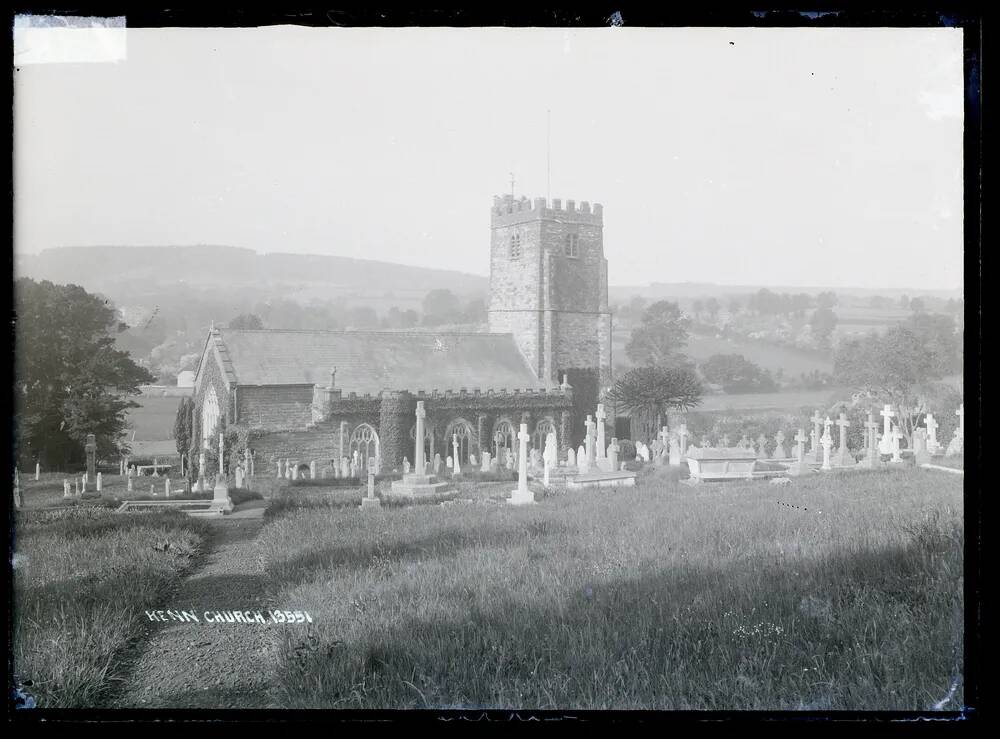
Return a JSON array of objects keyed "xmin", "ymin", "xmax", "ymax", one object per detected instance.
[
  {"xmin": 452, "ymin": 433, "xmax": 461, "ymax": 475},
  {"xmin": 508, "ymin": 423, "xmax": 534, "ymax": 505},
  {"xmin": 788, "ymin": 429, "xmax": 809, "ymax": 476},
  {"xmin": 924, "ymin": 413, "xmax": 940, "ymax": 454},
  {"xmin": 595, "ymin": 404, "xmax": 608, "ymax": 461},
  {"xmin": 889, "ymin": 424, "xmax": 904, "ymax": 464},
  {"xmin": 85, "ymin": 433, "xmax": 97, "ymax": 487},
  {"xmin": 581, "ymin": 415, "xmax": 596, "ymax": 474},
  {"xmin": 809, "ymin": 411, "xmax": 823, "ymax": 460},
  {"xmin": 414, "ymin": 401, "xmax": 426, "ymax": 477},
  {"xmin": 834, "ymin": 413, "xmax": 851, "ymax": 466}
]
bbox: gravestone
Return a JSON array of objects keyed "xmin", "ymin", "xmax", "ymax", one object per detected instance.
[
  {"xmin": 946, "ymin": 404, "xmax": 964, "ymax": 456},
  {"xmin": 310, "ymin": 460, "xmax": 317, "ymax": 480},
  {"xmin": 583, "ymin": 415, "xmax": 596, "ymax": 473},
  {"xmin": 820, "ymin": 432, "xmax": 833, "ymax": 471},
  {"xmin": 636, "ymin": 441, "xmax": 651, "ymax": 463},
  {"xmin": 341, "ymin": 458, "xmax": 350, "ymax": 478},
  {"xmin": 64, "ymin": 479, "xmax": 73, "ymax": 498},
  {"xmin": 35, "ymin": 462, "xmax": 40, "ymax": 481},
  {"xmin": 165, "ymin": 478, "xmax": 171, "ymax": 497},
  {"xmin": 85, "ymin": 433, "xmax": 97, "ymax": 487},
  {"xmin": 668, "ymin": 433, "xmax": 681, "ymax": 466},
  {"xmin": 361, "ymin": 470, "xmax": 381, "ymax": 510},
  {"xmin": 445, "ymin": 456, "xmax": 452, "ymax": 470},
  {"xmin": 577, "ymin": 444, "xmax": 588, "ymax": 473},
  {"xmin": 479, "ymin": 451, "xmax": 490, "ymax": 472},
  {"xmin": 529, "ymin": 448, "xmax": 542, "ymax": 471},
  {"xmin": 566, "ymin": 448, "xmax": 576, "ymax": 468},
  {"xmin": 809, "ymin": 411, "xmax": 823, "ymax": 462},
  {"xmin": 878, "ymin": 405, "xmax": 895, "ymax": 454},
  {"xmin": 787, "ymin": 429, "xmax": 809, "ymax": 476},
  {"xmin": 756, "ymin": 434, "xmax": 768, "ymax": 460},
  {"xmin": 924, "ymin": 414, "xmax": 941, "ymax": 455},
  {"xmin": 913, "ymin": 428, "xmax": 931, "ymax": 465},
  {"xmin": 677, "ymin": 425, "xmax": 689, "ymax": 457},
  {"xmin": 126, "ymin": 474, "xmax": 134, "ymax": 493},
  {"xmin": 771, "ymin": 431, "xmax": 788, "ymax": 459},
  {"xmin": 508, "ymin": 423, "xmax": 535, "ymax": 505},
  {"xmin": 889, "ymin": 425, "xmax": 904, "ymax": 464},
  {"xmin": 452, "ymin": 434, "xmax": 462, "ymax": 475},
  {"xmin": 96, "ymin": 472, "xmax": 102, "ymax": 493},
  {"xmin": 543, "ymin": 431, "xmax": 557, "ymax": 487},
  {"xmin": 235, "ymin": 466, "xmax": 244, "ymax": 489},
  {"xmin": 433, "ymin": 453, "xmax": 442, "ymax": 474},
  {"xmin": 833, "ymin": 413, "xmax": 852, "ymax": 467},
  {"xmin": 738, "ymin": 434, "xmax": 750, "ymax": 449},
  {"xmin": 595, "ymin": 404, "xmax": 607, "ymax": 464},
  {"xmin": 608, "ymin": 437, "xmax": 620, "ymax": 472},
  {"xmin": 470, "ymin": 454, "xmax": 477, "ymax": 467}
]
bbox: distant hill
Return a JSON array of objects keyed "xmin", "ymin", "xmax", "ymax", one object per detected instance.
[
  {"xmin": 15, "ymin": 245, "xmax": 490, "ymax": 301},
  {"xmin": 609, "ymin": 282, "xmax": 963, "ymax": 301}
]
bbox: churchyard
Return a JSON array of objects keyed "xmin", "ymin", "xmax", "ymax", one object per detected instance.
[{"xmin": 11, "ymin": 399, "xmax": 966, "ymax": 710}]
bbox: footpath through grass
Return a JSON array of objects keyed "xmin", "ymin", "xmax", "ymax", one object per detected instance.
[
  {"xmin": 11, "ymin": 508, "xmax": 213, "ymax": 708},
  {"xmin": 257, "ymin": 467, "xmax": 964, "ymax": 710}
]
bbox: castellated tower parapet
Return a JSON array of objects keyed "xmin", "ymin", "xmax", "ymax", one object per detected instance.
[{"xmin": 488, "ymin": 194, "xmax": 612, "ymax": 400}]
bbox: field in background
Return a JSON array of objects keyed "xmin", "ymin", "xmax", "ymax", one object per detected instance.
[{"xmin": 257, "ymin": 467, "xmax": 963, "ymax": 710}]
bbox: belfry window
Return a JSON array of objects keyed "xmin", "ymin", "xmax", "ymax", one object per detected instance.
[
  {"xmin": 565, "ymin": 233, "xmax": 579, "ymax": 258},
  {"xmin": 510, "ymin": 233, "xmax": 522, "ymax": 260}
]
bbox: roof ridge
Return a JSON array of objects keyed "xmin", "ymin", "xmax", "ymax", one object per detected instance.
[{"xmin": 218, "ymin": 327, "xmax": 511, "ymax": 339}]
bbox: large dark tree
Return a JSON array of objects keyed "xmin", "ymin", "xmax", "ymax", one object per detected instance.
[
  {"xmin": 700, "ymin": 353, "xmax": 778, "ymax": 393},
  {"xmin": 833, "ymin": 325, "xmax": 957, "ymax": 445},
  {"xmin": 174, "ymin": 396, "xmax": 194, "ymax": 472},
  {"xmin": 15, "ymin": 279, "xmax": 156, "ymax": 469},
  {"xmin": 809, "ymin": 307, "xmax": 839, "ymax": 351},
  {"xmin": 606, "ymin": 366, "xmax": 703, "ymax": 431},
  {"xmin": 624, "ymin": 300, "xmax": 691, "ymax": 367}
]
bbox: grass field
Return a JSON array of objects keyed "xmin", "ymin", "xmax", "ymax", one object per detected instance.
[
  {"xmin": 11, "ymin": 508, "xmax": 212, "ymax": 707},
  {"xmin": 255, "ymin": 466, "xmax": 964, "ymax": 710}
]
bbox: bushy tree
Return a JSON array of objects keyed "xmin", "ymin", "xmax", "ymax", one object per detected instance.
[
  {"xmin": 700, "ymin": 354, "xmax": 778, "ymax": 393},
  {"xmin": 705, "ymin": 297, "xmax": 721, "ymax": 320},
  {"xmin": 816, "ymin": 291, "xmax": 838, "ymax": 310},
  {"xmin": 173, "ymin": 396, "xmax": 194, "ymax": 473},
  {"xmin": 422, "ymin": 289, "xmax": 462, "ymax": 325},
  {"xmin": 809, "ymin": 307, "xmax": 839, "ymax": 351},
  {"xmin": 15, "ymin": 278, "xmax": 156, "ymax": 469},
  {"xmin": 606, "ymin": 366, "xmax": 703, "ymax": 431},
  {"xmin": 624, "ymin": 301, "xmax": 691, "ymax": 367},
  {"xmin": 228, "ymin": 313, "xmax": 264, "ymax": 329},
  {"xmin": 833, "ymin": 325, "xmax": 957, "ymax": 445}
]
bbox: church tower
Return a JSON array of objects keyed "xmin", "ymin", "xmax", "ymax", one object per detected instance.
[{"xmin": 488, "ymin": 194, "xmax": 612, "ymax": 391}]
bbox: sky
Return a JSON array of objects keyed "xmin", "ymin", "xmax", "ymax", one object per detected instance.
[{"xmin": 14, "ymin": 25, "xmax": 964, "ymax": 290}]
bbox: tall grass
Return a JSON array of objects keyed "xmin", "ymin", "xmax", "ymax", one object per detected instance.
[
  {"xmin": 12, "ymin": 508, "xmax": 213, "ymax": 708},
  {"xmin": 256, "ymin": 468, "xmax": 963, "ymax": 710}
]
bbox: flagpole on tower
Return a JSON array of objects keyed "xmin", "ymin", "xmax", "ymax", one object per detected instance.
[{"xmin": 546, "ymin": 108, "xmax": 551, "ymax": 201}]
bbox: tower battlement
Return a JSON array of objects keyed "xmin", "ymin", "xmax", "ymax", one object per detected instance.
[{"xmin": 491, "ymin": 194, "xmax": 603, "ymax": 224}]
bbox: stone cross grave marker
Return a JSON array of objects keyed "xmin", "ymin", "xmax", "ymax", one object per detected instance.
[
  {"xmin": 787, "ymin": 429, "xmax": 809, "ymax": 476},
  {"xmin": 85, "ymin": 433, "xmax": 97, "ymax": 487},
  {"xmin": 878, "ymin": 405, "xmax": 895, "ymax": 454},
  {"xmin": 924, "ymin": 414, "xmax": 940, "ymax": 454},
  {"xmin": 595, "ymin": 404, "xmax": 607, "ymax": 461},
  {"xmin": 889, "ymin": 424, "xmax": 904, "ymax": 463},
  {"xmin": 820, "ymin": 432, "xmax": 833, "ymax": 471},
  {"xmin": 508, "ymin": 423, "xmax": 534, "ymax": 505},
  {"xmin": 834, "ymin": 412, "xmax": 851, "ymax": 466},
  {"xmin": 809, "ymin": 411, "xmax": 823, "ymax": 460},
  {"xmin": 414, "ymin": 402, "xmax": 427, "ymax": 474},
  {"xmin": 453, "ymin": 433, "xmax": 461, "ymax": 475},
  {"xmin": 583, "ymin": 415, "xmax": 596, "ymax": 472}
]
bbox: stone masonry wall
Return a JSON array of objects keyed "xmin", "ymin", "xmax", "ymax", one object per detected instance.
[{"xmin": 236, "ymin": 385, "xmax": 314, "ymax": 431}]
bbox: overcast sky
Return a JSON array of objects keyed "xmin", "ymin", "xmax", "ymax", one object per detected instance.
[{"xmin": 14, "ymin": 26, "xmax": 964, "ymax": 290}]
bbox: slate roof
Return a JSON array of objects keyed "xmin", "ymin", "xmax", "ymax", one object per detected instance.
[{"xmin": 213, "ymin": 328, "xmax": 553, "ymax": 394}]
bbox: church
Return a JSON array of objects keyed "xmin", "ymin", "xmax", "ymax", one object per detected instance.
[{"xmin": 191, "ymin": 193, "xmax": 613, "ymax": 476}]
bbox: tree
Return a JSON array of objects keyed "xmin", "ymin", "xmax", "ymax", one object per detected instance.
[
  {"xmin": 15, "ymin": 278, "xmax": 156, "ymax": 469},
  {"xmin": 422, "ymin": 289, "xmax": 462, "ymax": 325},
  {"xmin": 904, "ymin": 313, "xmax": 961, "ymax": 376},
  {"xmin": 173, "ymin": 396, "xmax": 194, "ymax": 472},
  {"xmin": 692, "ymin": 299, "xmax": 704, "ymax": 320},
  {"xmin": 624, "ymin": 301, "xmax": 691, "ymax": 367},
  {"xmin": 606, "ymin": 366, "xmax": 703, "ymax": 431},
  {"xmin": 833, "ymin": 325, "xmax": 954, "ymax": 445},
  {"xmin": 228, "ymin": 313, "xmax": 264, "ymax": 330},
  {"xmin": 463, "ymin": 297, "xmax": 487, "ymax": 324},
  {"xmin": 899, "ymin": 294, "xmax": 910, "ymax": 310},
  {"xmin": 700, "ymin": 353, "xmax": 778, "ymax": 393},
  {"xmin": 816, "ymin": 291, "xmax": 838, "ymax": 310},
  {"xmin": 809, "ymin": 307, "xmax": 839, "ymax": 351},
  {"xmin": 705, "ymin": 297, "xmax": 721, "ymax": 321},
  {"xmin": 909, "ymin": 297, "xmax": 926, "ymax": 314},
  {"xmin": 727, "ymin": 297, "xmax": 742, "ymax": 316}
]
